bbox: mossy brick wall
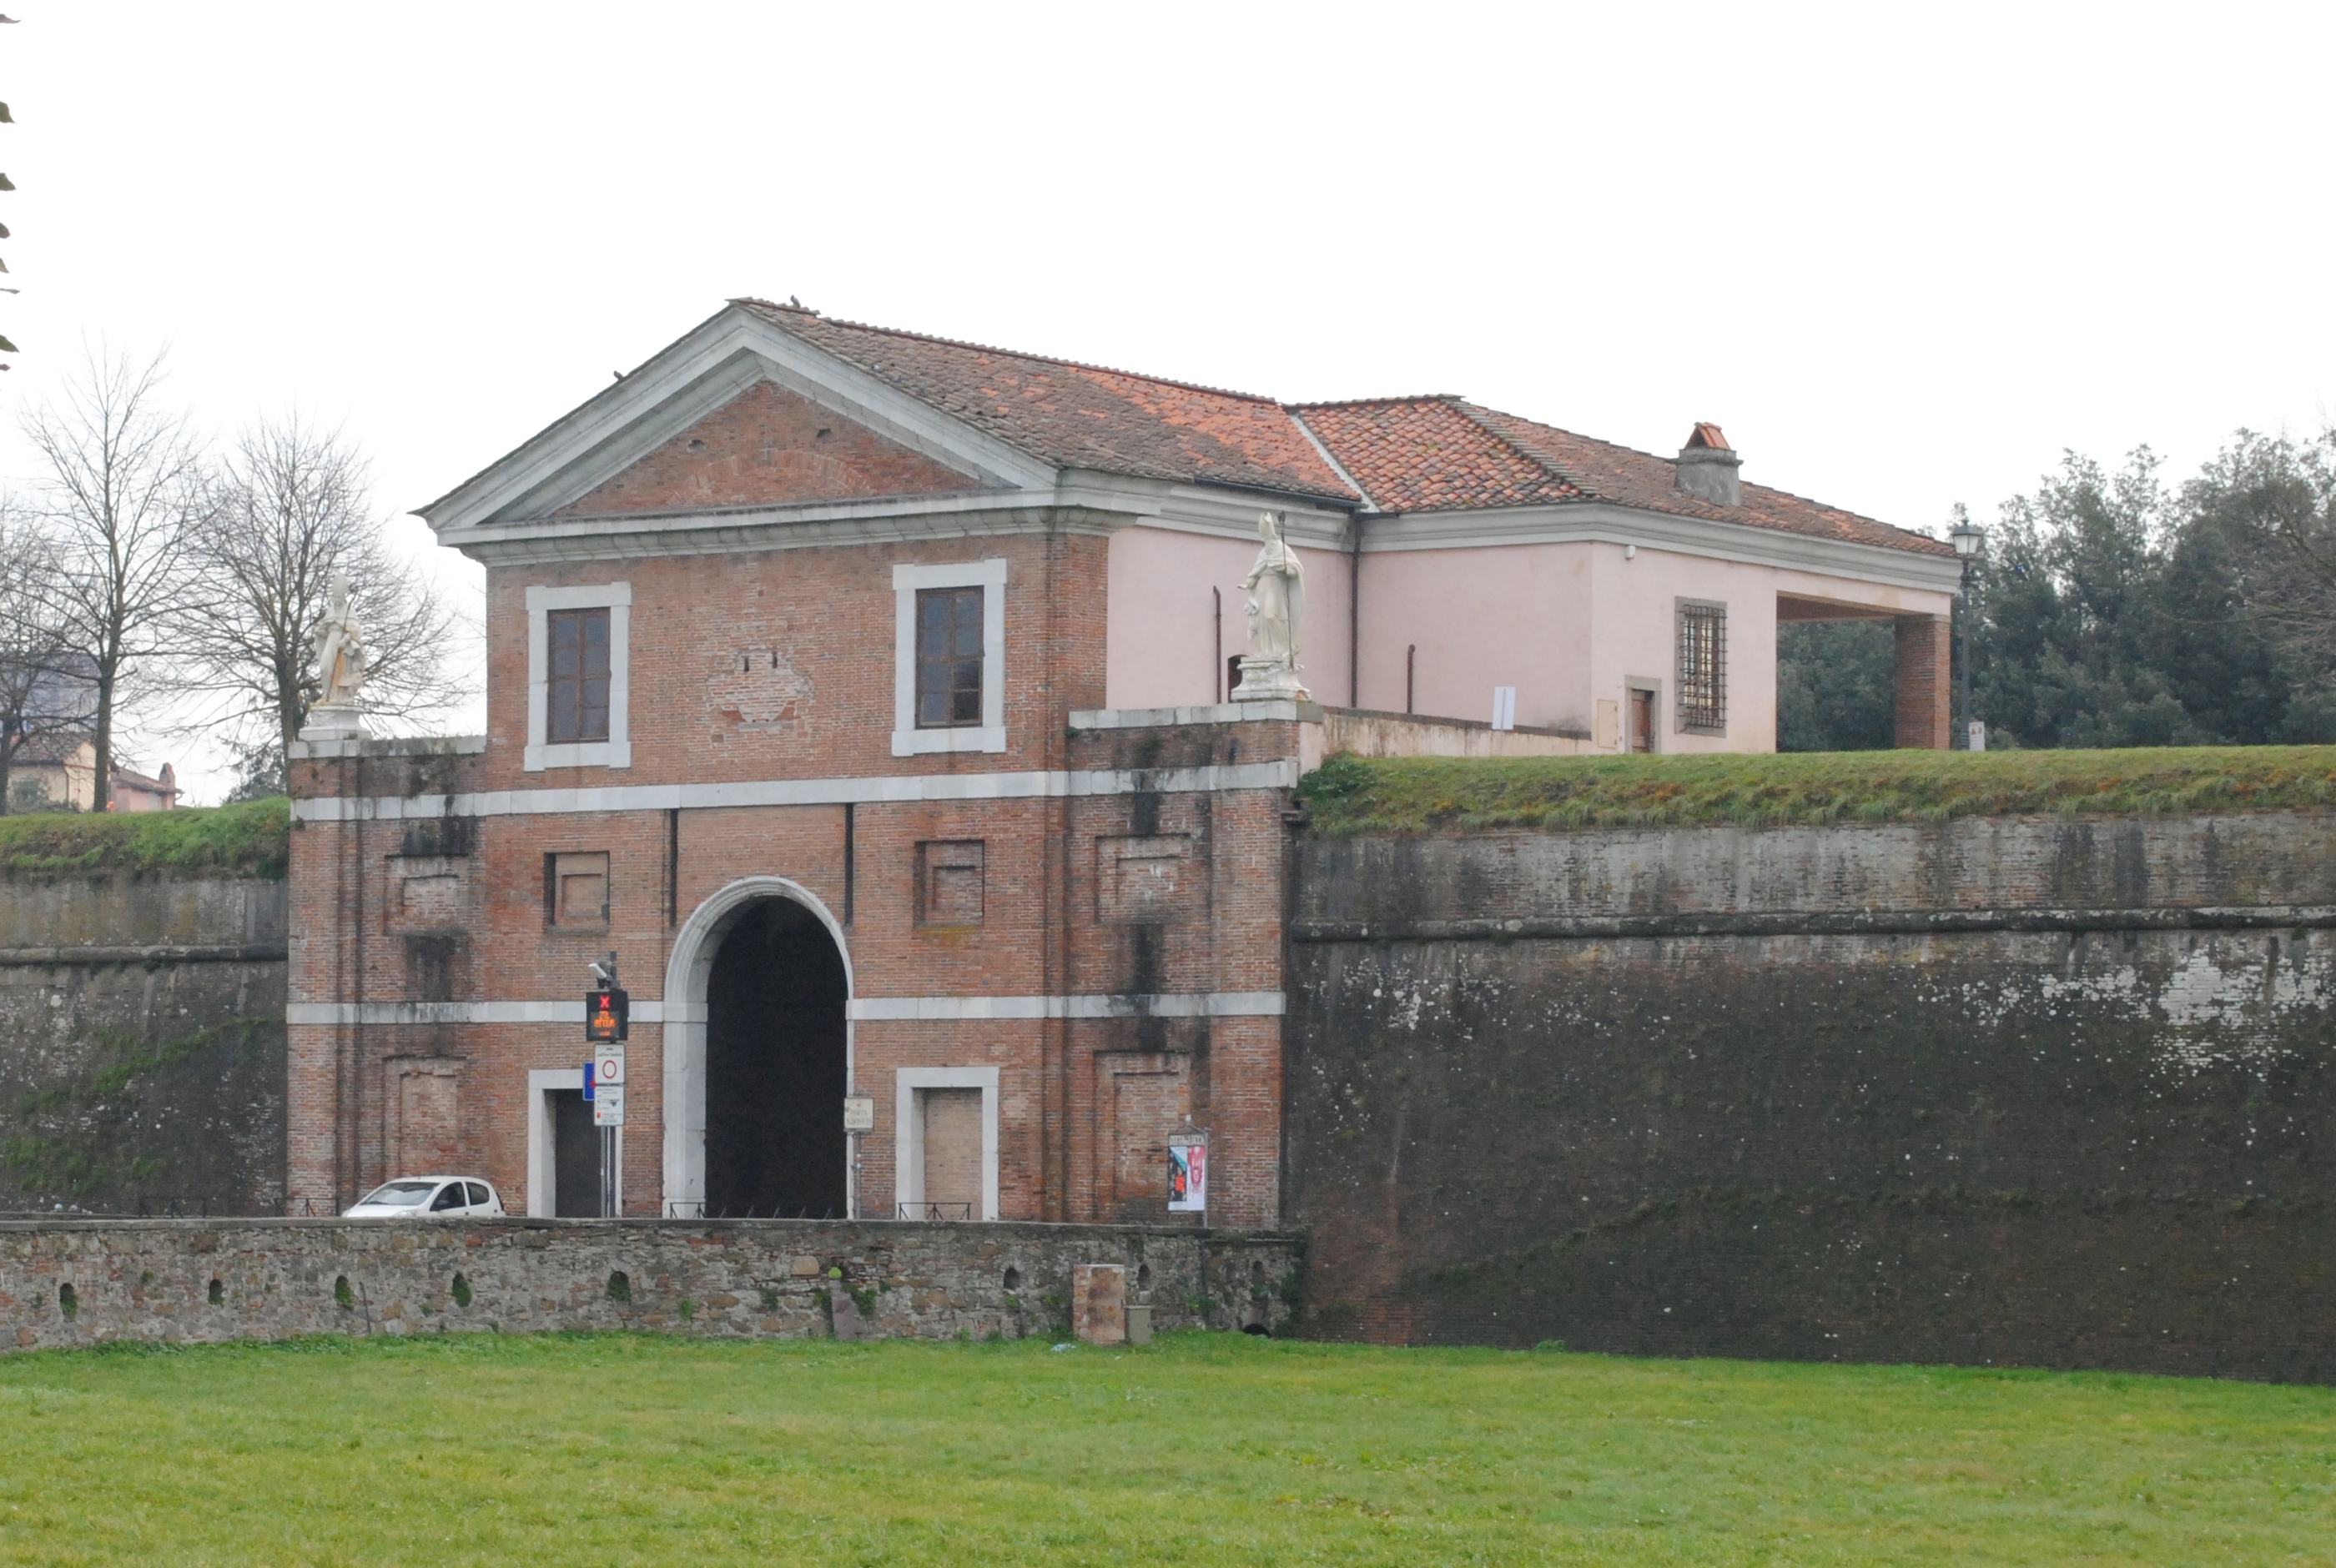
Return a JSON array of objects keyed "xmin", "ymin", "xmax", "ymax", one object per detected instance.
[
  {"xmin": 1285, "ymin": 812, "xmax": 2336, "ymax": 1380},
  {"xmin": 0, "ymin": 1218, "xmax": 1300, "ymax": 1352},
  {"xmin": 0, "ymin": 877, "xmax": 286, "ymax": 1215}
]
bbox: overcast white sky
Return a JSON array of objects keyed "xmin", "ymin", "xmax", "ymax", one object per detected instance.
[{"xmin": 3, "ymin": 2, "xmax": 2330, "ymax": 800}]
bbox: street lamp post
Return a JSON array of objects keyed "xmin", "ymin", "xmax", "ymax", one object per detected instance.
[{"xmin": 1950, "ymin": 510, "xmax": 1986, "ymax": 749}]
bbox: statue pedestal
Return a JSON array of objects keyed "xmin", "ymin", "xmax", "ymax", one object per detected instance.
[
  {"xmin": 300, "ymin": 705, "xmax": 368, "ymax": 742},
  {"xmin": 1233, "ymin": 657, "xmax": 1309, "ymax": 702}
]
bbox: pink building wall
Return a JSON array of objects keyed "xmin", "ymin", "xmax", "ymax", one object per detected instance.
[
  {"xmin": 1353, "ymin": 541, "xmax": 1596, "ymax": 731},
  {"xmin": 1105, "ymin": 527, "xmax": 1353, "ymax": 711},
  {"xmin": 1105, "ymin": 522, "xmax": 1952, "ymax": 752},
  {"xmin": 1357, "ymin": 541, "xmax": 1954, "ymax": 753}
]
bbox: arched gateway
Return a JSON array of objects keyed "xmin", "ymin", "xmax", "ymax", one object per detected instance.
[{"xmin": 662, "ymin": 877, "xmax": 852, "ymax": 1216}]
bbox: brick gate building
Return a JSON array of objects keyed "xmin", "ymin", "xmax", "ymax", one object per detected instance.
[{"xmin": 285, "ymin": 300, "xmax": 1959, "ymax": 1223}]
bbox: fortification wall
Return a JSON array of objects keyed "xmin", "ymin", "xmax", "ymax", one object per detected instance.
[
  {"xmin": 0, "ymin": 877, "xmax": 286, "ymax": 1215},
  {"xmin": 0, "ymin": 1217, "xmax": 1299, "ymax": 1351},
  {"xmin": 1286, "ymin": 812, "xmax": 2336, "ymax": 1381}
]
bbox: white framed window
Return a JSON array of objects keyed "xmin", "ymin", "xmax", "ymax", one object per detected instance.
[
  {"xmin": 894, "ymin": 1064, "xmax": 999, "ymax": 1220},
  {"xmin": 892, "ymin": 560, "xmax": 1006, "ymax": 756},
  {"xmin": 526, "ymin": 583, "xmax": 632, "ymax": 771}
]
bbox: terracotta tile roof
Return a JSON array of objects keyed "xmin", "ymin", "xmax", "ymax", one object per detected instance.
[
  {"xmin": 732, "ymin": 302, "xmax": 1946, "ymax": 557},
  {"xmin": 1287, "ymin": 399, "xmax": 1581, "ymax": 513},
  {"xmin": 734, "ymin": 299, "xmax": 1356, "ymax": 502},
  {"xmin": 1296, "ymin": 396, "xmax": 1951, "ymax": 557}
]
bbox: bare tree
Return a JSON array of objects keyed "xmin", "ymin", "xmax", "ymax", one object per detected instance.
[
  {"xmin": 0, "ymin": 502, "xmax": 92, "ymax": 812},
  {"xmin": 18, "ymin": 347, "xmax": 204, "ymax": 812},
  {"xmin": 174, "ymin": 412, "xmax": 465, "ymax": 790}
]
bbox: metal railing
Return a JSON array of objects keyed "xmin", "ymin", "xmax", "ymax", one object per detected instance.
[
  {"xmin": 662, "ymin": 1202, "xmax": 843, "ymax": 1220},
  {"xmin": 895, "ymin": 1202, "xmax": 974, "ymax": 1221}
]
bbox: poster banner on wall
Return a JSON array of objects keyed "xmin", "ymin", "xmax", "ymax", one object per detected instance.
[{"xmin": 1167, "ymin": 1133, "xmax": 1208, "ymax": 1214}]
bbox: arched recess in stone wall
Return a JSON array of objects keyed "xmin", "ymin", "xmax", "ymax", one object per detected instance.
[{"xmin": 661, "ymin": 876, "xmax": 853, "ymax": 1214}]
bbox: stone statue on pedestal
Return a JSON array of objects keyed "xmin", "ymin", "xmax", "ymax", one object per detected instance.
[
  {"xmin": 1236, "ymin": 512, "xmax": 1308, "ymax": 701},
  {"xmin": 300, "ymin": 573, "xmax": 370, "ymax": 741}
]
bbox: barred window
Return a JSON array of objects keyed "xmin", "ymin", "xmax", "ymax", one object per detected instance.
[{"xmin": 1676, "ymin": 602, "xmax": 1726, "ymax": 732}]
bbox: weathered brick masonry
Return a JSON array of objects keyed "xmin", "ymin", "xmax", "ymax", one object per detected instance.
[
  {"xmin": 0, "ymin": 1218, "xmax": 1298, "ymax": 1351},
  {"xmin": 287, "ymin": 576, "xmax": 1301, "ymax": 1229},
  {"xmin": 1286, "ymin": 811, "xmax": 2336, "ymax": 1380}
]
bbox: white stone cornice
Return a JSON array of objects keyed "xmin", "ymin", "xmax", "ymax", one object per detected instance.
[
  {"xmin": 1362, "ymin": 500, "xmax": 1966, "ymax": 596},
  {"xmin": 451, "ymin": 499, "xmax": 1136, "ymax": 565},
  {"xmin": 1070, "ymin": 701, "xmax": 1317, "ymax": 728},
  {"xmin": 288, "ymin": 733, "xmax": 488, "ymax": 762},
  {"xmin": 289, "ymin": 759, "xmax": 1302, "ymax": 822},
  {"xmin": 442, "ymin": 469, "xmax": 1353, "ymax": 566},
  {"xmin": 289, "ymin": 993, "xmax": 1286, "ymax": 1025}
]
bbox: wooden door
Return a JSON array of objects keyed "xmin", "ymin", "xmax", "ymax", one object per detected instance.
[{"xmin": 1629, "ymin": 688, "xmax": 1656, "ymax": 752}]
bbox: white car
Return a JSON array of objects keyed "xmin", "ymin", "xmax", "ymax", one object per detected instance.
[{"xmin": 343, "ymin": 1176, "xmax": 507, "ymax": 1219}]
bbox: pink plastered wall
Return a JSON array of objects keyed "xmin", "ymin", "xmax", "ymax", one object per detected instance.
[
  {"xmin": 1580, "ymin": 542, "xmax": 1780, "ymax": 753},
  {"xmin": 1351, "ymin": 540, "xmax": 1954, "ymax": 752},
  {"xmin": 1353, "ymin": 541, "xmax": 1595, "ymax": 731},
  {"xmin": 1104, "ymin": 526, "xmax": 1353, "ymax": 711}
]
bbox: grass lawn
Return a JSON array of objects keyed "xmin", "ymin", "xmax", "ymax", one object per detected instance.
[
  {"xmin": 0, "ymin": 797, "xmax": 288, "ymax": 882},
  {"xmin": 0, "ymin": 1334, "xmax": 2328, "ymax": 1565},
  {"xmin": 1296, "ymin": 746, "xmax": 2336, "ymax": 835}
]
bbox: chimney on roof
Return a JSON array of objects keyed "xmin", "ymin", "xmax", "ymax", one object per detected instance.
[{"xmin": 1675, "ymin": 423, "xmax": 1741, "ymax": 507}]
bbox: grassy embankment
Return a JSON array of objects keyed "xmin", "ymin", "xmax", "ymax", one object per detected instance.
[
  {"xmin": 0, "ymin": 797, "xmax": 289, "ymax": 881},
  {"xmin": 1298, "ymin": 745, "xmax": 2336, "ymax": 837},
  {"xmin": 0, "ymin": 1334, "xmax": 2328, "ymax": 1565}
]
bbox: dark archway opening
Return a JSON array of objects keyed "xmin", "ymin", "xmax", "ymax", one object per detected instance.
[{"xmin": 704, "ymin": 897, "xmax": 848, "ymax": 1217}]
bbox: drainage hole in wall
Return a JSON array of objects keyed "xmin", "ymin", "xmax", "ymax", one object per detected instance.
[
  {"xmin": 208, "ymin": 1279, "xmax": 224, "ymax": 1306},
  {"xmin": 58, "ymin": 1283, "xmax": 76, "ymax": 1320},
  {"xmin": 1136, "ymin": 1264, "xmax": 1152, "ymax": 1291},
  {"xmin": 1001, "ymin": 1266, "xmax": 1020, "ymax": 1291},
  {"xmin": 334, "ymin": 1275, "xmax": 354, "ymax": 1310},
  {"xmin": 451, "ymin": 1273, "xmax": 473, "ymax": 1309},
  {"xmin": 1251, "ymin": 1260, "xmax": 1266, "ymax": 1282},
  {"xmin": 607, "ymin": 1270, "xmax": 632, "ymax": 1303}
]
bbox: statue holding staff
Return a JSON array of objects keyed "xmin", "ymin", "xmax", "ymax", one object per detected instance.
[
  {"xmin": 311, "ymin": 572, "xmax": 369, "ymax": 710},
  {"xmin": 1237, "ymin": 512, "xmax": 1308, "ymax": 700}
]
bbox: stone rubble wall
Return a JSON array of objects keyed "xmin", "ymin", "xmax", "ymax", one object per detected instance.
[{"xmin": 0, "ymin": 1218, "xmax": 1301, "ymax": 1352}]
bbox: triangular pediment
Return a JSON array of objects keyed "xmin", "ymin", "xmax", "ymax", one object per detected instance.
[
  {"xmin": 415, "ymin": 303, "xmax": 1060, "ymax": 540},
  {"xmin": 551, "ymin": 380, "xmax": 979, "ymax": 517}
]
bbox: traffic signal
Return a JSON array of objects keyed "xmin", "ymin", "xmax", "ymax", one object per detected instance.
[{"xmin": 586, "ymin": 986, "xmax": 629, "ymax": 1043}]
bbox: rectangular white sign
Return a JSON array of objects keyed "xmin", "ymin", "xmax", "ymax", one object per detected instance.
[
  {"xmin": 594, "ymin": 1084, "xmax": 625, "ymax": 1128},
  {"xmin": 596, "ymin": 1046, "xmax": 626, "ymax": 1088}
]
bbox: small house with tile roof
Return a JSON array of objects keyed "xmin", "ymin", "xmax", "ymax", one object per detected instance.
[{"xmin": 283, "ymin": 301, "xmax": 1964, "ymax": 1231}]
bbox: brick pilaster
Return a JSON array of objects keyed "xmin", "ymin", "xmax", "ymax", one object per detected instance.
[{"xmin": 1893, "ymin": 615, "xmax": 1951, "ymax": 749}]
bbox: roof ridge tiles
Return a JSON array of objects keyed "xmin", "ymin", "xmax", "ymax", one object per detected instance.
[
  {"xmin": 1285, "ymin": 394, "xmax": 1468, "ymax": 410},
  {"xmin": 733, "ymin": 298, "xmax": 1286, "ymax": 407},
  {"xmin": 1445, "ymin": 400, "xmax": 1594, "ymax": 502}
]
